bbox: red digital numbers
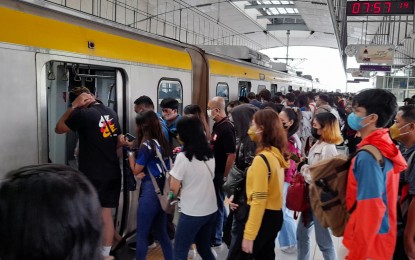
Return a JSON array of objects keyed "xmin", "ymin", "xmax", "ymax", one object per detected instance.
[
  {"xmin": 352, "ymin": 2, "xmax": 361, "ymax": 13},
  {"xmin": 400, "ymin": 2, "xmax": 410, "ymax": 9},
  {"xmin": 348, "ymin": 0, "xmax": 413, "ymax": 15},
  {"xmin": 384, "ymin": 1, "xmax": 391, "ymax": 12},
  {"xmin": 374, "ymin": 2, "xmax": 381, "ymax": 13}
]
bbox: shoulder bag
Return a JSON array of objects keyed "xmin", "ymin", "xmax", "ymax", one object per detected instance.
[{"xmin": 147, "ymin": 142, "xmax": 175, "ymax": 215}]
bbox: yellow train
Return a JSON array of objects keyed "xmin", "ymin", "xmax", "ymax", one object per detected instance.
[{"xmin": 0, "ymin": 0, "xmax": 323, "ymax": 245}]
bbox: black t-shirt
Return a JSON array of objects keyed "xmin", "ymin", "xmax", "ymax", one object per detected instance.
[
  {"xmin": 211, "ymin": 117, "xmax": 236, "ymax": 184},
  {"xmin": 66, "ymin": 103, "xmax": 121, "ymax": 180}
]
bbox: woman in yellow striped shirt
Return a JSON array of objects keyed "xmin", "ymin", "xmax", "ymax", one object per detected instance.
[{"xmin": 241, "ymin": 109, "xmax": 290, "ymax": 259}]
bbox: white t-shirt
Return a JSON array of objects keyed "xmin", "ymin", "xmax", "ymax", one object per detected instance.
[{"xmin": 170, "ymin": 152, "xmax": 218, "ymax": 216}]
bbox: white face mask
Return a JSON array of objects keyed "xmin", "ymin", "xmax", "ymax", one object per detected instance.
[{"xmin": 207, "ymin": 109, "xmax": 216, "ymax": 119}]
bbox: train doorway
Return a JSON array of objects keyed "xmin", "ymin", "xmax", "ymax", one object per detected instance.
[{"xmin": 37, "ymin": 55, "xmax": 131, "ymax": 245}]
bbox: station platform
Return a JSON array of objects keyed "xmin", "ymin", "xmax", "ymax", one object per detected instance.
[{"xmin": 113, "ymin": 230, "xmax": 348, "ymax": 260}]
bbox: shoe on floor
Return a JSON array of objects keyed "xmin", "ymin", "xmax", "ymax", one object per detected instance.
[
  {"xmin": 188, "ymin": 248, "xmax": 197, "ymax": 259},
  {"xmin": 148, "ymin": 242, "xmax": 157, "ymax": 249},
  {"xmin": 281, "ymin": 245, "xmax": 297, "ymax": 254},
  {"xmin": 128, "ymin": 241, "xmax": 157, "ymax": 251},
  {"xmin": 211, "ymin": 248, "xmax": 218, "ymax": 259}
]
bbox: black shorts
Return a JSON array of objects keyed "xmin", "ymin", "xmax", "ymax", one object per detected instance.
[{"xmin": 88, "ymin": 177, "xmax": 121, "ymax": 208}]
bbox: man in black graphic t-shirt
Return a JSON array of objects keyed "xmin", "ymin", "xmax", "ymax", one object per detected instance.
[
  {"xmin": 208, "ymin": 96, "xmax": 236, "ymax": 247},
  {"xmin": 55, "ymin": 87, "xmax": 124, "ymax": 258}
]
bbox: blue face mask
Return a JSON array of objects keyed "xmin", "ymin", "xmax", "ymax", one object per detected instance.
[{"xmin": 347, "ymin": 112, "xmax": 368, "ymax": 131}]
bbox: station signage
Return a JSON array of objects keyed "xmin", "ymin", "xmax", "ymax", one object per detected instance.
[
  {"xmin": 346, "ymin": 0, "xmax": 415, "ymax": 16},
  {"xmin": 359, "ymin": 65, "xmax": 391, "ymax": 72}
]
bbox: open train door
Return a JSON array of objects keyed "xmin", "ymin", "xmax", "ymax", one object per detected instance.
[{"xmin": 186, "ymin": 47, "xmax": 209, "ymax": 112}]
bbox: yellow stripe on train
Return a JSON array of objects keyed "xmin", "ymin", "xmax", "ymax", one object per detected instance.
[{"xmin": 0, "ymin": 7, "xmax": 192, "ymax": 70}]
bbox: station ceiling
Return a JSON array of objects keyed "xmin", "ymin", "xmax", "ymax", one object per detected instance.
[{"xmin": 32, "ymin": 0, "xmax": 415, "ymax": 69}]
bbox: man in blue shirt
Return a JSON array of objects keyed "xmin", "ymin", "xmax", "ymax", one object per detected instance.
[
  {"xmin": 134, "ymin": 96, "xmax": 169, "ymax": 141},
  {"xmin": 160, "ymin": 97, "xmax": 181, "ymax": 149}
]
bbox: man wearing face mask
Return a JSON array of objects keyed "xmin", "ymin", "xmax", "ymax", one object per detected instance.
[
  {"xmin": 390, "ymin": 106, "xmax": 415, "ymax": 260},
  {"xmin": 160, "ymin": 97, "xmax": 181, "ymax": 150},
  {"xmin": 207, "ymin": 96, "xmax": 236, "ymax": 248},
  {"xmin": 343, "ymin": 89, "xmax": 407, "ymax": 260}
]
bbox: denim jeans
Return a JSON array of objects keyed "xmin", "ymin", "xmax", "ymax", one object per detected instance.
[
  {"xmin": 136, "ymin": 180, "xmax": 173, "ymax": 260},
  {"xmin": 212, "ymin": 184, "xmax": 226, "ymax": 245},
  {"xmin": 174, "ymin": 211, "xmax": 217, "ymax": 260},
  {"xmin": 296, "ymin": 209, "xmax": 338, "ymax": 260},
  {"xmin": 277, "ymin": 182, "xmax": 297, "ymax": 248}
]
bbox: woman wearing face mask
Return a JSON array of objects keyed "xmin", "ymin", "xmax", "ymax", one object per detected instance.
[
  {"xmin": 241, "ymin": 109, "xmax": 290, "ymax": 259},
  {"xmin": 226, "ymin": 104, "xmax": 258, "ymax": 260},
  {"xmin": 277, "ymin": 107, "xmax": 302, "ymax": 254},
  {"xmin": 297, "ymin": 112, "xmax": 343, "ymax": 260}
]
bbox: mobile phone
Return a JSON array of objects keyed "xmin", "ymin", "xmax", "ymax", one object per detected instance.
[{"xmin": 125, "ymin": 133, "xmax": 136, "ymax": 142}]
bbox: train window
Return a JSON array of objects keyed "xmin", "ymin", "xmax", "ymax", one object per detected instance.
[
  {"xmin": 257, "ymin": 85, "xmax": 266, "ymax": 93},
  {"xmin": 216, "ymin": 82, "xmax": 229, "ymax": 100},
  {"xmin": 216, "ymin": 82, "xmax": 229, "ymax": 107},
  {"xmin": 238, "ymin": 81, "xmax": 251, "ymax": 98},
  {"xmin": 288, "ymin": 85, "xmax": 293, "ymax": 92},
  {"xmin": 157, "ymin": 78, "xmax": 183, "ymax": 114},
  {"xmin": 409, "ymin": 78, "xmax": 415, "ymax": 89},
  {"xmin": 271, "ymin": 84, "xmax": 277, "ymax": 96}
]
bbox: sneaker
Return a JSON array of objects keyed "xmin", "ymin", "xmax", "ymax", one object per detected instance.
[
  {"xmin": 210, "ymin": 243, "xmax": 222, "ymax": 248},
  {"xmin": 281, "ymin": 245, "xmax": 297, "ymax": 254},
  {"xmin": 128, "ymin": 241, "xmax": 157, "ymax": 251},
  {"xmin": 188, "ymin": 248, "xmax": 197, "ymax": 259},
  {"xmin": 148, "ymin": 242, "xmax": 157, "ymax": 249},
  {"xmin": 211, "ymin": 248, "xmax": 218, "ymax": 259}
]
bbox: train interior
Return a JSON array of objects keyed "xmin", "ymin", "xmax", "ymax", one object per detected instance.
[{"xmin": 46, "ymin": 61, "xmax": 119, "ymax": 167}]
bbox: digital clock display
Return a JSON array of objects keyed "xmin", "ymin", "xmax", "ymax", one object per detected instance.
[{"xmin": 346, "ymin": 1, "xmax": 414, "ymax": 16}]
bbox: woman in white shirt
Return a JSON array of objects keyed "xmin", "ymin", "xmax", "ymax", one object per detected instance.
[
  {"xmin": 297, "ymin": 112, "xmax": 343, "ymax": 260},
  {"xmin": 170, "ymin": 115, "xmax": 217, "ymax": 260}
]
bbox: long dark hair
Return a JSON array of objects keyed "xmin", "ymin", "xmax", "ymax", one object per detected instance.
[
  {"xmin": 177, "ymin": 116, "xmax": 213, "ymax": 161},
  {"xmin": 183, "ymin": 104, "xmax": 211, "ymax": 139},
  {"xmin": 0, "ymin": 164, "xmax": 102, "ymax": 260},
  {"xmin": 136, "ymin": 111, "xmax": 172, "ymax": 157},
  {"xmin": 254, "ymin": 109, "xmax": 289, "ymax": 159},
  {"xmin": 282, "ymin": 107, "xmax": 301, "ymax": 138}
]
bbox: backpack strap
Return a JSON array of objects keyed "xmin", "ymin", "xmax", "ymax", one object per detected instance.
[
  {"xmin": 348, "ymin": 145, "xmax": 385, "ymax": 213},
  {"xmin": 359, "ymin": 145, "xmax": 385, "ymax": 169},
  {"xmin": 258, "ymin": 154, "xmax": 271, "ymax": 179}
]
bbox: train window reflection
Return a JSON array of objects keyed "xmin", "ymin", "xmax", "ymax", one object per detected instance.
[
  {"xmin": 238, "ymin": 81, "xmax": 251, "ymax": 98},
  {"xmin": 157, "ymin": 78, "xmax": 183, "ymax": 114},
  {"xmin": 216, "ymin": 82, "xmax": 229, "ymax": 100},
  {"xmin": 257, "ymin": 85, "xmax": 266, "ymax": 93}
]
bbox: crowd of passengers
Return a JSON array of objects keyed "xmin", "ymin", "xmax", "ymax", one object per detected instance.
[{"xmin": 2, "ymin": 87, "xmax": 415, "ymax": 260}]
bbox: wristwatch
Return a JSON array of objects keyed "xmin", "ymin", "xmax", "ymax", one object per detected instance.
[{"xmin": 127, "ymin": 150, "xmax": 135, "ymax": 157}]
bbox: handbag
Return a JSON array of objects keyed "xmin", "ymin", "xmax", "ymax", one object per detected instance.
[
  {"xmin": 148, "ymin": 142, "xmax": 175, "ymax": 215},
  {"xmin": 222, "ymin": 165, "xmax": 246, "ymax": 196},
  {"xmin": 223, "ymin": 154, "xmax": 270, "ymax": 196},
  {"xmin": 286, "ymin": 171, "xmax": 309, "ymax": 219}
]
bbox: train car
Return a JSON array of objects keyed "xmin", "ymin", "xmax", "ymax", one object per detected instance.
[{"xmin": 0, "ymin": 0, "xmax": 319, "ymax": 245}]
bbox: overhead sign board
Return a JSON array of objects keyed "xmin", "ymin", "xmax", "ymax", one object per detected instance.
[
  {"xmin": 360, "ymin": 65, "xmax": 391, "ymax": 72},
  {"xmin": 347, "ymin": 1, "xmax": 415, "ymax": 16},
  {"xmin": 355, "ymin": 45, "xmax": 394, "ymax": 64}
]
